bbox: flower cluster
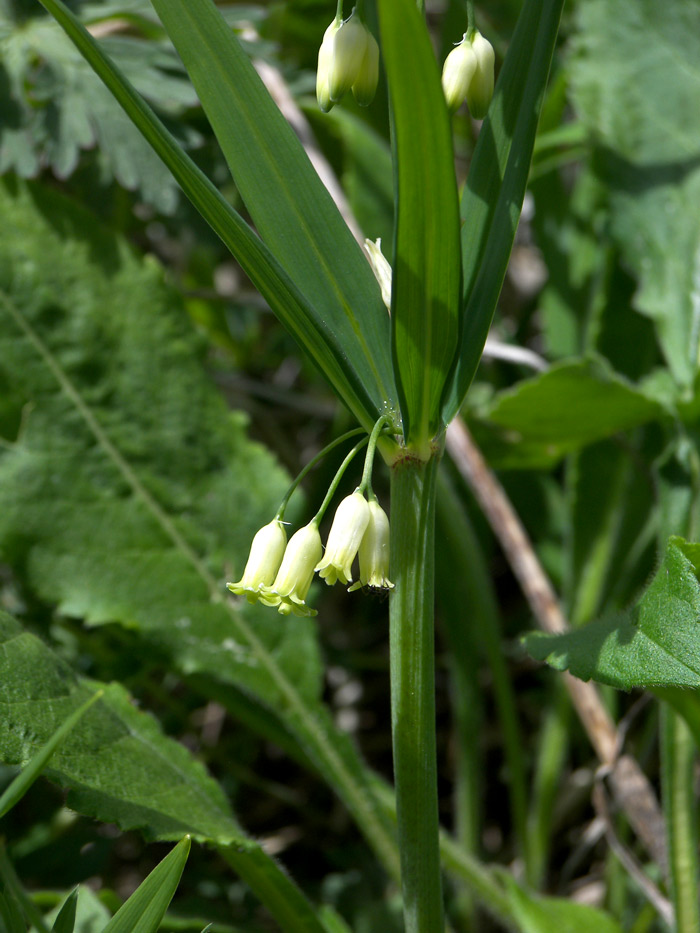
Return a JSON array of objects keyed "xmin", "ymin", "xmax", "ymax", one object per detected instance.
[
  {"xmin": 442, "ymin": 30, "xmax": 494, "ymax": 118},
  {"xmin": 227, "ymin": 491, "xmax": 393, "ymax": 617},
  {"xmin": 316, "ymin": 12, "xmax": 379, "ymax": 112}
]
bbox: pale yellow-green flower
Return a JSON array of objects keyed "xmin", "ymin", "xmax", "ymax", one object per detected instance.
[
  {"xmin": 467, "ymin": 32, "xmax": 495, "ymax": 119},
  {"xmin": 261, "ymin": 522, "xmax": 322, "ymax": 617},
  {"xmin": 442, "ymin": 38, "xmax": 478, "ymax": 113},
  {"xmin": 226, "ymin": 520, "xmax": 286, "ymax": 604},
  {"xmin": 442, "ymin": 30, "xmax": 494, "ymax": 118},
  {"xmin": 352, "ymin": 29, "xmax": 379, "ymax": 106},
  {"xmin": 328, "ymin": 14, "xmax": 368, "ymax": 102},
  {"xmin": 316, "ymin": 19, "xmax": 341, "ymax": 113},
  {"xmin": 349, "ymin": 499, "xmax": 394, "ymax": 591},
  {"xmin": 315, "ymin": 491, "xmax": 370, "ymax": 586}
]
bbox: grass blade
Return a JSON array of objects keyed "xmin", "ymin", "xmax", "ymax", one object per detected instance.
[
  {"xmin": 378, "ymin": 0, "xmax": 461, "ymax": 452},
  {"xmin": 0, "ymin": 692, "xmax": 102, "ymax": 820},
  {"xmin": 50, "ymin": 889, "xmax": 78, "ymax": 933},
  {"xmin": 441, "ymin": 0, "xmax": 564, "ymax": 422},
  {"xmin": 150, "ymin": 0, "xmax": 397, "ymax": 419},
  {"xmin": 35, "ymin": 0, "xmax": 385, "ymax": 430},
  {"xmin": 102, "ymin": 837, "xmax": 190, "ymax": 933}
]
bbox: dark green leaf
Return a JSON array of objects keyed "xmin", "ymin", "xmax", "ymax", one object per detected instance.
[
  {"xmin": 35, "ymin": 0, "xmax": 390, "ymax": 429},
  {"xmin": 378, "ymin": 0, "xmax": 461, "ymax": 450},
  {"xmin": 102, "ymin": 838, "xmax": 189, "ymax": 933},
  {"xmin": 442, "ymin": 0, "xmax": 565, "ymax": 422},
  {"xmin": 0, "ymin": 890, "xmax": 25, "ymax": 933},
  {"xmin": 0, "ymin": 693, "xmax": 101, "ymax": 819},
  {"xmin": 524, "ymin": 537, "xmax": 700, "ymax": 689},
  {"xmin": 149, "ymin": 0, "xmax": 398, "ymax": 426},
  {"xmin": 50, "ymin": 889, "xmax": 78, "ymax": 933},
  {"xmin": 570, "ymin": 0, "xmax": 700, "ymax": 390}
]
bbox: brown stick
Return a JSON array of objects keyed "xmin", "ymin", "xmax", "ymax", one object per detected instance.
[{"xmin": 446, "ymin": 417, "xmax": 668, "ymax": 874}]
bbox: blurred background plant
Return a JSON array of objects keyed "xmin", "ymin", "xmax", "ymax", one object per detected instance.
[{"xmin": 1, "ymin": 0, "xmax": 700, "ymax": 930}]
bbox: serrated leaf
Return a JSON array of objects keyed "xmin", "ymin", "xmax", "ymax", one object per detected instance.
[
  {"xmin": 0, "ymin": 692, "xmax": 101, "ymax": 819},
  {"xmin": 468, "ymin": 357, "xmax": 665, "ymax": 469},
  {"xmin": 0, "ymin": 613, "xmax": 241, "ymax": 842},
  {"xmin": 503, "ymin": 875, "xmax": 623, "ymax": 933},
  {"xmin": 442, "ymin": 0, "xmax": 565, "ymax": 422},
  {"xmin": 569, "ymin": 0, "xmax": 700, "ymax": 390},
  {"xmin": 0, "ymin": 8, "xmax": 198, "ymax": 212},
  {"xmin": 0, "ymin": 177, "xmax": 321, "ymax": 709},
  {"xmin": 524, "ymin": 536, "xmax": 700, "ymax": 689},
  {"xmin": 102, "ymin": 838, "xmax": 189, "ymax": 933},
  {"xmin": 50, "ymin": 889, "xmax": 78, "ymax": 933},
  {"xmin": 148, "ymin": 0, "xmax": 398, "ymax": 426},
  {"xmin": 378, "ymin": 0, "xmax": 461, "ymax": 449}
]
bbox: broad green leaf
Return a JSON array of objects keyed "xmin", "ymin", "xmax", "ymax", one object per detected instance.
[
  {"xmin": 378, "ymin": 0, "xmax": 461, "ymax": 450},
  {"xmin": 468, "ymin": 358, "xmax": 665, "ymax": 469},
  {"xmin": 524, "ymin": 537, "xmax": 700, "ymax": 689},
  {"xmin": 0, "ymin": 177, "xmax": 321, "ymax": 709},
  {"xmin": 569, "ymin": 0, "xmax": 700, "ymax": 390},
  {"xmin": 0, "ymin": 693, "xmax": 101, "ymax": 819},
  {"xmin": 442, "ymin": 0, "xmax": 565, "ymax": 423},
  {"xmin": 150, "ymin": 0, "xmax": 397, "ymax": 427},
  {"xmin": 0, "ymin": 614, "xmax": 327, "ymax": 933},
  {"xmin": 503, "ymin": 875, "xmax": 623, "ymax": 933},
  {"xmin": 102, "ymin": 838, "xmax": 189, "ymax": 933},
  {"xmin": 35, "ymin": 0, "xmax": 389, "ymax": 430},
  {"xmin": 50, "ymin": 889, "xmax": 78, "ymax": 933},
  {"xmin": 0, "ymin": 178, "xmax": 400, "ymax": 884},
  {"xmin": 0, "ymin": 613, "xmax": 241, "ymax": 841}
]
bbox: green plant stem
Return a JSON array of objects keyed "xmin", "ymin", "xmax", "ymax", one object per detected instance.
[
  {"xmin": 276, "ymin": 428, "xmax": 364, "ymax": 520},
  {"xmin": 465, "ymin": 0, "xmax": 475, "ymax": 33},
  {"xmin": 0, "ymin": 840, "xmax": 51, "ymax": 933},
  {"xmin": 660, "ymin": 705, "xmax": 700, "ymax": 933},
  {"xmin": 311, "ymin": 438, "xmax": 368, "ymax": 524},
  {"xmin": 358, "ymin": 415, "xmax": 391, "ymax": 496},
  {"xmin": 390, "ymin": 450, "xmax": 444, "ymax": 931}
]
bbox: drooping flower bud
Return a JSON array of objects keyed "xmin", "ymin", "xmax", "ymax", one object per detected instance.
[
  {"xmin": 316, "ymin": 19, "xmax": 341, "ymax": 113},
  {"xmin": 261, "ymin": 522, "xmax": 323, "ymax": 616},
  {"xmin": 467, "ymin": 32, "xmax": 495, "ymax": 119},
  {"xmin": 442, "ymin": 30, "xmax": 494, "ymax": 118},
  {"xmin": 315, "ymin": 491, "xmax": 370, "ymax": 586},
  {"xmin": 442, "ymin": 38, "xmax": 478, "ymax": 113},
  {"xmin": 349, "ymin": 498, "xmax": 394, "ymax": 591},
  {"xmin": 352, "ymin": 29, "xmax": 379, "ymax": 107},
  {"xmin": 227, "ymin": 520, "xmax": 287, "ymax": 603},
  {"xmin": 328, "ymin": 13, "xmax": 368, "ymax": 103}
]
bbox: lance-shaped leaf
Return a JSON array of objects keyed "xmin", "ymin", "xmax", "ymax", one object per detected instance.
[
  {"xmin": 150, "ymin": 0, "xmax": 397, "ymax": 423},
  {"xmin": 35, "ymin": 0, "xmax": 393, "ymax": 431},
  {"xmin": 378, "ymin": 0, "xmax": 461, "ymax": 453},
  {"xmin": 442, "ymin": 0, "xmax": 564, "ymax": 423},
  {"xmin": 524, "ymin": 537, "xmax": 700, "ymax": 689}
]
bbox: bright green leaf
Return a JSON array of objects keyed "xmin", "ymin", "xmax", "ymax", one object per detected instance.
[
  {"xmin": 150, "ymin": 0, "xmax": 398, "ymax": 428},
  {"xmin": 378, "ymin": 0, "xmax": 461, "ymax": 451},
  {"xmin": 442, "ymin": 0, "xmax": 565, "ymax": 423},
  {"xmin": 102, "ymin": 838, "xmax": 189, "ymax": 933},
  {"xmin": 468, "ymin": 358, "xmax": 665, "ymax": 469},
  {"xmin": 0, "ymin": 177, "xmax": 322, "ymax": 710},
  {"xmin": 524, "ymin": 537, "xmax": 700, "ymax": 689},
  {"xmin": 503, "ymin": 875, "xmax": 624, "ymax": 933}
]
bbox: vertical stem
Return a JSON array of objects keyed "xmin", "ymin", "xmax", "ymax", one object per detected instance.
[
  {"xmin": 660, "ymin": 705, "xmax": 700, "ymax": 933},
  {"xmin": 390, "ymin": 451, "xmax": 444, "ymax": 931}
]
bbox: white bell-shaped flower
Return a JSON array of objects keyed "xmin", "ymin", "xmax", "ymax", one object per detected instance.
[
  {"xmin": 227, "ymin": 520, "xmax": 287, "ymax": 603},
  {"xmin": 315, "ymin": 491, "xmax": 370, "ymax": 586}
]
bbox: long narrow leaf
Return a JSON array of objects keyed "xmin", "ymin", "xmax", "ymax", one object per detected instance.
[
  {"xmin": 101, "ymin": 838, "xmax": 190, "ymax": 933},
  {"xmin": 35, "ymin": 0, "xmax": 384, "ymax": 431},
  {"xmin": 441, "ymin": 0, "xmax": 564, "ymax": 422},
  {"xmin": 50, "ymin": 889, "xmax": 78, "ymax": 933},
  {"xmin": 150, "ymin": 0, "xmax": 397, "ymax": 418},
  {"xmin": 0, "ymin": 692, "xmax": 102, "ymax": 819},
  {"xmin": 378, "ymin": 0, "xmax": 461, "ymax": 452}
]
